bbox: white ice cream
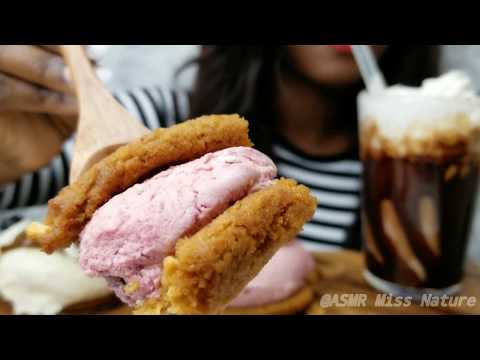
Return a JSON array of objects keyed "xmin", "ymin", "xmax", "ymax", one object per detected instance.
[
  {"xmin": 359, "ymin": 71, "xmax": 480, "ymax": 149},
  {"xmin": 0, "ymin": 221, "xmax": 112, "ymax": 315}
]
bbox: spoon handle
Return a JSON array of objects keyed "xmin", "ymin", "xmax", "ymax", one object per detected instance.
[
  {"xmin": 60, "ymin": 45, "xmax": 149, "ymax": 184},
  {"xmin": 61, "ymin": 45, "xmax": 103, "ymax": 105}
]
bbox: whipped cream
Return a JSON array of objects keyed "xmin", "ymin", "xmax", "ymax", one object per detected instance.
[
  {"xmin": 0, "ymin": 221, "xmax": 112, "ymax": 315},
  {"xmin": 386, "ymin": 71, "xmax": 478, "ymax": 100},
  {"xmin": 359, "ymin": 71, "xmax": 480, "ymax": 149}
]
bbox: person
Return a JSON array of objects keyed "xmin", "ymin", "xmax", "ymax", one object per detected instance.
[{"xmin": 0, "ymin": 45, "xmax": 439, "ymax": 251}]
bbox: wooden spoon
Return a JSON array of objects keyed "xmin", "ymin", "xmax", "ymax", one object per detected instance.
[{"xmin": 61, "ymin": 45, "xmax": 150, "ymax": 184}]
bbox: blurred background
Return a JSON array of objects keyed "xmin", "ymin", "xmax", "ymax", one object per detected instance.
[
  {"xmin": 99, "ymin": 45, "xmax": 200, "ymax": 91},
  {"xmin": 2, "ymin": 45, "xmax": 479, "ymax": 260},
  {"xmin": 99, "ymin": 45, "xmax": 480, "ymax": 92},
  {"xmin": 98, "ymin": 45, "xmax": 480, "ymax": 264}
]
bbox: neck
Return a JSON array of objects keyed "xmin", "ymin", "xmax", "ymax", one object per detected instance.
[{"xmin": 274, "ymin": 67, "xmax": 354, "ymax": 157}]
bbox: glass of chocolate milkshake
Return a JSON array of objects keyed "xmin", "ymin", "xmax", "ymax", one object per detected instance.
[{"xmin": 358, "ymin": 71, "xmax": 480, "ymax": 298}]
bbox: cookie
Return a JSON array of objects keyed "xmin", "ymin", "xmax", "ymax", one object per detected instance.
[
  {"xmin": 224, "ymin": 286, "xmax": 314, "ymax": 315},
  {"xmin": 27, "ymin": 115, "xmax": 252, "ymax": 253},
  {"xmin": 134, "ymin": 179, "xmax": 317, "ymax": 315}
]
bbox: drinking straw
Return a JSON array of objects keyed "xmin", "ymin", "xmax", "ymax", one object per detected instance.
[{"xmin": 351, "ymin": 45, "xmax": 387, "ymax": 92}]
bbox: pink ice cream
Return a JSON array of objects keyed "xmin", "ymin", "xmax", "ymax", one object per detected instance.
[
  {"xmin": 79, "ymin": 147, "xmax": 277, "ymax": 306},
  {"xmin": 228, "ymin": 241, "xmax": 315, "ymax": 308}
]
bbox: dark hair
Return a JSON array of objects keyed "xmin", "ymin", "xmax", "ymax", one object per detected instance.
[{"xmin": 185, "ymin": 45, "xmax": 439, "ymax": 155}]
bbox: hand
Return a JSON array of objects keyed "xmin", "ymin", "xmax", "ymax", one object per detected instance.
[{"xmin": 0, "ymin": 45, "xmax": 109, "ymax": 185}]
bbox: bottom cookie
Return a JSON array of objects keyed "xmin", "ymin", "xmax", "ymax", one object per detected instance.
[
  {"xmin": 62, "ymin": 295, "xmax": 122, "ymax": 315},
  {"xmin": 223, "ymin": 286, "xmax": 314, "ymax": 315},
  {"xmin": 306, "ymin": 303, "xmax": 327, "ymax": 315}
]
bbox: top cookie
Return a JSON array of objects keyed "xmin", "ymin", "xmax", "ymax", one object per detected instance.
[{"xmin": 27, "ymin": 115, "xmax": 252, "ymax": 253}]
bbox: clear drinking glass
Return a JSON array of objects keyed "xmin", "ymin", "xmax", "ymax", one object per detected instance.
[{"xmin": 358, "ymin": 90, "xmax": 480, "ymax": 299}]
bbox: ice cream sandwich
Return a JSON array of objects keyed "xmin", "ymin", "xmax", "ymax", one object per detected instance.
[{"xmin": 27, "ymin": 115, "xmax": 316, "ymax": 314}]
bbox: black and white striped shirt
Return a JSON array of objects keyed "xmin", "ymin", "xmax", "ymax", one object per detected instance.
[
  {"xmin": 273, "ymin": 141, "xmax": 361, "ymax": 252},
  {"xmin": 0, "ymin": 87, "xmax": 362, "ymax": 250}
]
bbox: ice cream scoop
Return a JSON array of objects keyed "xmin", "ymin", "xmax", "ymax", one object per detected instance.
[
  {"xmin": 0, "ymin": 246, "xmax": 112, "ymax": 315},
  {"xmin": 0, "ymin": 220, "xmax": 112, "ymax": 315}
]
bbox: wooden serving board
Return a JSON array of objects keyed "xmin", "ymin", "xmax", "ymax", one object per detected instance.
[
  {"xmin": 307, "ymin": 251, "xmax": 480, "ymax": 315},
  {"xmin": 0, "ymin": 297, "xmax": 132, "ymax": 316},
  {"xmin": 1, "ymin": 251, "xmax": 479, "ymax": 315}
]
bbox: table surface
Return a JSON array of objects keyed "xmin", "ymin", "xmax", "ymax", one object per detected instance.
[
  {"xmin": 308, "ymin": 251, "xmax": 480, "ymax": 315},
  {"xmin": 1, "ymin": 251, "xmax": 479, "ymax": 315}
]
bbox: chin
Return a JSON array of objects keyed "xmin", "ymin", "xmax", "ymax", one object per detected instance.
[{"xmin": 309, "ymin": 63, "xmax": 362, "ymax": 88}]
